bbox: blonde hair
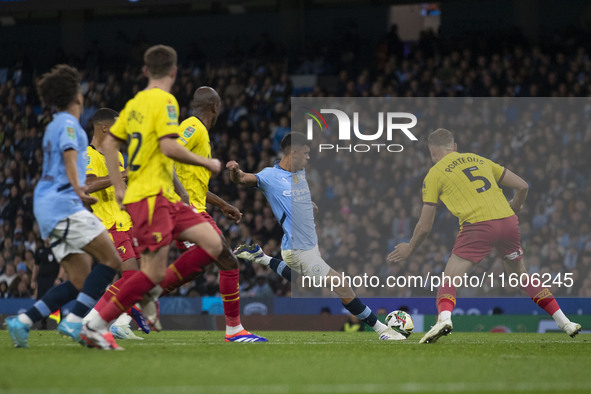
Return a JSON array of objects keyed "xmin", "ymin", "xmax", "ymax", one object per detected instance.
[{"xmin": 428, "ymin": 128, "xmax": 454, "ymax": 147}]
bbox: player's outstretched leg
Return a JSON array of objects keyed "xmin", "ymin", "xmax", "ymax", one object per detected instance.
[
  {"xmin": 152, "ymin": 244, "xmax": 217, "ymax": 331},
  {"xmin": 419, "ymin": 284, "xmax": 455, "ymax": 344},
  {"xmin": 5, "ymin": 280, "xmax": 79, "ymax": 348},
  {"xmin": 234, "ymin": 244, "xmax": 296, "ymax": 281},
  {"xmin": 83, "ymin": 271, "xmax": 151, "ymax": 335},
  {"xmin": 81, "ymin": 267, "xmax": 159, "ymax": 350},
  {"xmin": 326, "ymin": 268, "xmax": 404, "ymax": 341},
  {"xmin": 504, "ymin": 259, "xmax": 581, "ymax": 337},
  {"xmin": 58, "ymin": 258, "xmax": 117, "ymax": 345},
  {"xmin": 217, "ymin": 247, "xmax": 267, "ymax": 342},
  {"xmin": 341, "ymin": 297, "xmax": 405, "ymax": 340}
]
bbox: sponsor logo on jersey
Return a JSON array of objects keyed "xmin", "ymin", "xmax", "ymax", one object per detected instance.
[
  {"xmin": 167, "ymin": 105, "xmax": 178, "ymax": 121},
  {"xmin": 183, "ymin": 126, "xmax": 195, "ymax": 139},
  {"xmin": 67, "ymin": 127, "xmax": 76, "ymax": 140}
]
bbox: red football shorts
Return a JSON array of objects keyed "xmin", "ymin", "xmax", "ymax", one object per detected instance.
[
  {"xmin": 451, "ymin": 215, "xmax": 523, "ymax": 263},
  {"xmin": 175, "ymin": 211, "xmax": 222, "ymax": 251},
  {"xmin": 125, "ymin": 194, "xmax": 207, "ymax": 254},
  {"xmin": 108, "ymin": 225, "xmax": 138, "ymax": 261}
]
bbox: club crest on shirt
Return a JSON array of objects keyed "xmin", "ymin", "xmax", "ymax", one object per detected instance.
[
  {"xmin": 118, "ymin": 246, "xmax": 127, "ymax": 255},
  {"xmin": 183, "ymin": 126, "xmax": 195, "ymax": 139},
  {"xmin": 67, "ymin": 127, "xmax": 75, "ymax": 140},
  {"xmin": 167, "ymin": 105, "xmax": 178, "ymax": 121}
]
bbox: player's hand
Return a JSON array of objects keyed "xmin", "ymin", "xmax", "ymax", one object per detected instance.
[
  {"xmin": 75, "ymin": 185, "xmax": 98, "ymax": 205},
  {"xmin": 226, "ymin": 161, "xmax": 240, "ymax": 172},
  {"xmin": 208, "ymin": 158, "xmax": 222, "ymax": 176},
  {"xmin": 222, "ymin": 204, "xmax": 242, "ymax": 223},
  {"xmin": 115, "ymin": 188, "xmax": 126, "ymax": 211},
  {"xmin": 387, "ymin": 243, "xmax": 411, "ymax": 263},
  {"xmin": 508, "ymin": 199, "xmax": 522, "ymax": 213}
]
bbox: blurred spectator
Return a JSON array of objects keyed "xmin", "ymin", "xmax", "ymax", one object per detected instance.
[
  {"xmin": 248, "ymin": 275, "xmax": 274, "ymax": 297},
  {"xmin": 0, "ymin": 262, "xmax": 16, "ymax": 286},
  {"xmin": 341, "ymin": 314, "xmax": 364, "ymax": 332},
  {"xmin": 0, "ymin": 280, "xmax": 8, "ymax": 298}
]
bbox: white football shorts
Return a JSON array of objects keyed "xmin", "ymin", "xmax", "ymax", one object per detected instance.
[
  {"xmin": 49, "ymin": 210, "xmax": 106, "ymax": 262},
  {"xmin": 281, "ymin": 244, "xmax": 331, "ymax": 278}
]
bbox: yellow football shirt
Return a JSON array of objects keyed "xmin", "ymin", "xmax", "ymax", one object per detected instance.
[
  {"xmin": 175, "ymin": 117, "xmax": 211, "ymax": 212},
  {"xmin": 422, "ymin": 152, "xmax": 514, "ymax": 226},
  {"xmin": 86, "ymin": 146, "xmax": 133, "ymax": 231},
  {"xmin": 110, "ymin": 88, "xmax": 180, "ymax": 204}
]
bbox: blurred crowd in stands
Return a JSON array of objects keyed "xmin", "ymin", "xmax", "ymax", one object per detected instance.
[{"xmin": 0, "ymin": 27, "xmax": 590, "ymax": 299}]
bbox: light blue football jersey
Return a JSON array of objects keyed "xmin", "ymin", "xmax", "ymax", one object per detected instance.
[
  {"xmin": 34, "ymin": 112, "xmax": 89, "ymax": 239},
  {"xmin": 255, "ymin": 163, "xmax": 318, "ymax": 250}
]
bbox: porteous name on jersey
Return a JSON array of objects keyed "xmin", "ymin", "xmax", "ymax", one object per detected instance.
[
  {"xmin": 127, "ymin": 110, "xmax": 144, "ymax": 124},
  {"xmin": 444, "ymin": 155, "xmax": 485, "ymax": 173}
]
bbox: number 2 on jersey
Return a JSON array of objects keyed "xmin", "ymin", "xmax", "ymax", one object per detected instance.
[
  {"xmin": 462, "ymin": 166, "xmax": 491, "ymax": 193},
  {"xmin": 128, "ymin": 132, "xmax": 142, "ymax": 171}
]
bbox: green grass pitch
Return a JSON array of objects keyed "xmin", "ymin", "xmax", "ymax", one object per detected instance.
[{"xmin": 0, "ymin": 330, "xmax": 589, "ymax": 393}]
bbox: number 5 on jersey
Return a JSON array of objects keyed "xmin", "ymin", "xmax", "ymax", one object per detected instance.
[{"xmin": 462, "ymin": 166, "xmax": 491, "ymax": 193}]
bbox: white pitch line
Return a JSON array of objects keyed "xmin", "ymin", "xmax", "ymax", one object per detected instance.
[{"xmin": 4, "ymin": 381, "xmax": 591, "ymax": 394}]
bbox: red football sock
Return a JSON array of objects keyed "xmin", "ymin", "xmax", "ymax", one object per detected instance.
[
  {"xmin": 522, "ymin": 282, "xmax": 560, "ymax": 316},
  {"xmin": 436, "ymin": 285, "xmax": 456, "ymax": 314},
  {"xmin": 160, "ymin": 246, "xmax": 214, "ymax": 295},
  {"xmin": 219, "ymin": 269, "xmax": 241, "ymax": 327},
  {"xmin": 94, "ymin": 270, "xmax": 136, "ymax": 311},
  {"xmin": 98, "ymin": 271, "xmax": 155, "ymax": 323}
]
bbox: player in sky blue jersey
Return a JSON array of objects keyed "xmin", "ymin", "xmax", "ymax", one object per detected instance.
[
  {"xmin": 5, "ymin": 65, "xmax": 122, "ymax": 349},
  {"xmin": 228, "ymin": 132, "xmax": 405, "ymax": 340}
]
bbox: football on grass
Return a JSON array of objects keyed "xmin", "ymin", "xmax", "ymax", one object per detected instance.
[{"xmin": 385, "ymin": 310, "xmax": 414, "ymax": 338}]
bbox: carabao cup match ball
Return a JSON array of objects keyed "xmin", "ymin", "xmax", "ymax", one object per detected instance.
[{"xmin": 385, "ymin": 310, "xmax": 414, "ymax": 338}]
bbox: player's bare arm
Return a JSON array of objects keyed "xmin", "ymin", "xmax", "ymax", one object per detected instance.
[
  {"xmin": 30, "ymin": 264, "xmax": 38, "ymax": 292},
  {"xmin": 85, "ymin": 171, "xmax": 128, "ymax": 194},
  {"xmin": 206, "ymin": 191, "xmax": 242, "ymax": 223},
  {"xmin": 499, "ymin": 169, "xmax": 529, "ymax": 213},
  {"xmin": 160, "ymin": 137, "xmax": 221, "ymax": 175},
  {"xmin": 63, "ymin": 149, "xmax": 97, "ymax": 205},
  {"xmin": 312, "ymin": 201, "xmax": 319, "ymax": 216},
  {"xmin": 55, "ymin": 265, "xmax": 67, "ymax": 285},
  {"xmin": 387, "ymin": 204, "xmax": 436, "ymax": 263},
  {"xmin": 172, "ymin": 167, "xmax": 190, "ymax": 204},
  {"xmin": 226, "ymin": 161, "xmax": 257, "ymax": 187},
  {"xmin": 103, "ymin": 134, "xmax": 126, "ymax": 209}
]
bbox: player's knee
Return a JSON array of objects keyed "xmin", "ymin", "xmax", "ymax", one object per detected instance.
[
  {"xmin": 104, "ymin": 252, "xmax": 122, "ymax": 271},
  {"xmin": 216, "ymin": 247, "xmax": 239, "ymax": 270},
  {"xmin": 145, "ymin": 269, "xmax": 166, "ymax": 284},
  {"xmin": 203, "ymin": 237, "xmax": 224, "ymax": 258}
]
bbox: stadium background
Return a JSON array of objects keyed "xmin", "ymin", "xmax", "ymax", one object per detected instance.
[{"xmin": 0, "ymin": 0, "xmax": 590, "ymax": 332}]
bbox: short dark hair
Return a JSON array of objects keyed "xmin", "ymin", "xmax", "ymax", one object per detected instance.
[
  {"xmin": 428, "ymin": 128, "xmax": 455, "ymax": 147},
  {"xmin": 280, "ymin": 132, "xmax": 310, "ymax": 152},
  {"xmin": 144, "ymin": 45, "xmax": 177, "ymax": 79},
  {"xmin": 91, "ymin": 108, "xmax": 118, "ymax": 125},
  {"xmin": 37, "ymin": 64, "xmax": 81, "ymax": 110}
]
